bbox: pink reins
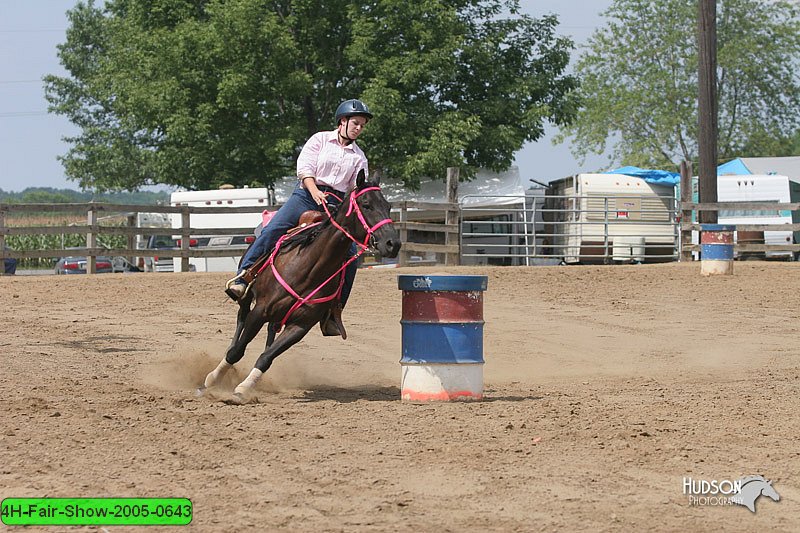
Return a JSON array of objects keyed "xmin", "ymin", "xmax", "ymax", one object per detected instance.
[{"xmin": 258, "ymin": 186, "xmax": 393, "ymax": 331}]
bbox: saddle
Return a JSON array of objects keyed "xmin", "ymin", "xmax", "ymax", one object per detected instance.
[
  {"xmin": 236, "ymin": 210, "xmax": 326, "ymax": 287},
  {"xmin": 292, "ymin": 210, "xmax": 326, "ymax": 233}
]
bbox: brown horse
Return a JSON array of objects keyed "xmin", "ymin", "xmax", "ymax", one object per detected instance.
[{"xmin": 199, "ymin": 171, "xmax": 400, "ymax": 402}]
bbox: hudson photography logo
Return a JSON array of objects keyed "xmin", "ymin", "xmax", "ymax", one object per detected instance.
[{"xmin": 683, "ymin": 475, "xmax": 781, "ymax": 512}]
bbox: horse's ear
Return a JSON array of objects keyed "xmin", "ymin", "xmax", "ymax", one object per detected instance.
[{"xmin": 356, "ymin": 169, "xmax": 366, "ymax": 188}]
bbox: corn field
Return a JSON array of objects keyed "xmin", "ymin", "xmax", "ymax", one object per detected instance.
[{"xmin": 4, "ymin": 213, "xmax": 127, "ymax": 269}]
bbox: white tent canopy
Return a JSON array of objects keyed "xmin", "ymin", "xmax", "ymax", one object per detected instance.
[
  {"xmin": 380, "ymin": 166, "xmax": 525, "ymax": 207},
  {"xmin": 270, "ymin": 166, "xmax": 525, "ymax": 208}
]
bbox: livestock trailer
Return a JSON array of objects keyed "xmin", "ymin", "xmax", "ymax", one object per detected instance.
[{"xmin": 544, "ymin": 173, "xmax": 678, "ymax": 264}]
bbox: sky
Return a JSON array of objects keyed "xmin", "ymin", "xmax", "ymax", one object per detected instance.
[{"xmin": 0, "ymin": 0, "xmax": 614, "ymax": 193}]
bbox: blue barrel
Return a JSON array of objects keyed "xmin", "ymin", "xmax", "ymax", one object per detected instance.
[
  {"xmin": 700, "ymin": 224, "xmax": 735, "ymax": 275},
  {"xmin": 398, "ymin": 275, "xmax": 488, "ymax": 401}
]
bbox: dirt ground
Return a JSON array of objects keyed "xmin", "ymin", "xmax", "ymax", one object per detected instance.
[{"xmin": 1, "ymin": 262, "xmax": 799, "ymax": 532}]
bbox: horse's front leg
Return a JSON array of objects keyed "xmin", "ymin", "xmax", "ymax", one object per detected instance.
[
  {"xmin": 233, "ymin": 323, "xmax": 313, "ymax": 402},
  {"xmin": 231, "ymin": 292, "xmax": 254, "ymax": 343},
  {"xmin": 266, "ymin": 322, "xmax": 279, "ymax": 347},
  {"xmin": 198, "ymin": 296, "xmax": 261, "ymax": 394}
]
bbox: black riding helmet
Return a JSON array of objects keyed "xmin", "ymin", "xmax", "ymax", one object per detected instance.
[
  {"xmin": 335, "ymin": 99, "xmax": 373, "ymax": 143},
  {"xmin": 335, "ymin": 99, "xmax": 373, "ymax": 123}
]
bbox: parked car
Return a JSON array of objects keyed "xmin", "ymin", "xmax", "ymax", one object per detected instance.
[
  {"xmin": 110, "ymin": 256, "xmax": 142, "ymax": 273},
  {"xmin": 54, "ymin": 255, "xmax": 141, "ymax": 275},
  {"xmin": 55, "ymin": 256, "xmax": 113, "ymax": 275},
  {"xmin": 137, "ymin": 235, "xmax": 182, "ymax": 272}
]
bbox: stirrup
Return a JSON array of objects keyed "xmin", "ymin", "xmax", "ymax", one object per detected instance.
[{"xmin": 225, "ymin": 273, "xmax": 251, "ymax": 301}]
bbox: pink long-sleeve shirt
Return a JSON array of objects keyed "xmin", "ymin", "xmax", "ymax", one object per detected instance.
[{"xmin": 296, "ymin": 130, "xmax": 369, "ymax": 193}]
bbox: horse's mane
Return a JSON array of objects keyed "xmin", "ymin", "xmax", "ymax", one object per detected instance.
[{"xmin": 739, "ymin": 475, "xmax": 768, "ymax": 487}]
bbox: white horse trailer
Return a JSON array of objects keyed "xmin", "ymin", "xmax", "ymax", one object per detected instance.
[
  {"xmin": 545, "ymin": 173, "xmax": 678, "ymax": 264},
  {"xmin": 716, "ymin": 174, "xmax": 800, "ymax": 260},
  {"xmin": 170, "ymin": 187, "xmax": 270, "ymax": 272}
]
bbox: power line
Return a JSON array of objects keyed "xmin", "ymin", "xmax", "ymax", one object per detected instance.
[
  {"xmin": 0, "ymin": 29, "xmax": 67, "ymax": 33},
  {"xmin": 0, "ymin": 111, "xmax": 50, "ymax": 118},
  {"xmin": 0, "ymin": 80, "xmax": 43, "ymax": 85}
]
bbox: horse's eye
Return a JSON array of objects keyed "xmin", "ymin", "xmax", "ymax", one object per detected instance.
[{"xmin": 361, "ymin": 202, "xmax": 372, "ymax": 210}]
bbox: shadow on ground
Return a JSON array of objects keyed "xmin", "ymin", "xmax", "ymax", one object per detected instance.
[{"xmin": 296, "ymin": 385, "xmax": 401, "ymax": 403}]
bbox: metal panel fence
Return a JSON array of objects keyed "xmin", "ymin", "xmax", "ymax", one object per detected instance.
[{"xmin": 460, "ymin": 193, "xmax": 680, "ymax": 265}]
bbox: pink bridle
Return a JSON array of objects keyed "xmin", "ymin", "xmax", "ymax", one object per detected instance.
[
  {"xmin": 324, "ymin": 186, "xmax": 394, "ymax": 248},
  {"xmin": 259, "ymin": 185, "xmax": 394, "ymax": 331}
]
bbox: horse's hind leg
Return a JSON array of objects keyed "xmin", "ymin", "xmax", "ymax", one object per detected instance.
[{"xmin": 233, "ymin": 323, "xmax": 312, "ymax": 401}]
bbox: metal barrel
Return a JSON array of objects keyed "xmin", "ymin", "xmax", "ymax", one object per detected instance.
[
  {"xmin": 398, "ymin": 275, "xmax": 488, "ymax": 401},
  {"xmin": 700, "ymin": 224, "xmax": 735, "ymax": 275},
  {"xmin": 736, "ymin": 230, "xmax": 765, "ymax": 260}
]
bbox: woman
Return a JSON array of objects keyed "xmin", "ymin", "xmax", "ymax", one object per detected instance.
[{"xmin": 226, "ymin": 99, "xmax": 373, "ymax": 334}]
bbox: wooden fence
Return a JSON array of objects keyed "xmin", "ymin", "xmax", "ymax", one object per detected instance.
[
  {"xmin": 393, "ymin": 167, "xmax": 460, "ymax": 267},
  {"xmin": 5, "ymin": 197, "xmax": 799, "ymax": 274},
  {"xmin": 0, "ymin": 202, "xmax": 276, "ymax": 273},
  {"xmin": 680, "ymin": 201, "xmax": 800, "ymax": 260},
  {"xmin": 0, "ymin": 195, "xmax": 461, "ymax": 273}
]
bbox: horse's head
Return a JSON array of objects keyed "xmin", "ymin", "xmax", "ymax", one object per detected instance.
[
  {"xmin": 761, "ymin": 480, "xmax": 780, "ymax": 502},
  {"xmin": 733, "ymin": 476, "xmax": 781, "ymax": 512},
  {"xmin": 340, "ymin": 170, "xmax": 401, "ymax": 258}
]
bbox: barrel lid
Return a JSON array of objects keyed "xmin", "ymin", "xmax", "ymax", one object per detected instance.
[
  {"xmin": 398, "ymin": 275, "xmax": 488, "ymax": 292},
  {"xmin": 700, "ymin": 224, "xmax": 736, "ymax": 231}
]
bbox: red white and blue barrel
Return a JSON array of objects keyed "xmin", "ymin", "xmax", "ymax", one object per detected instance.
[
  {"xmin": 398, "ymin": 275, "xmax": 488, "ymax": 401},
  {"xmin": 700, "ymin": 224, "xmax": 735, "ymax": 275}
]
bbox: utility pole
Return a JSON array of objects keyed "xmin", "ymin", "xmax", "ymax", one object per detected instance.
[{"xmin": 697, "ymin": 0, "xmax": 718, "ymax": 223}]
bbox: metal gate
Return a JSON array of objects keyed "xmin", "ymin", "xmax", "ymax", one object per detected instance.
[{"xmin": 459, "ymin": 193, "xmax": 680, "ymax": 265}]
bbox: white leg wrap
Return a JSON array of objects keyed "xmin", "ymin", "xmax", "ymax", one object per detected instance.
[
  {"xmin": 234, "ymin": 368, "xmax": 264, "ymax": 396},
  {"xmin": 204, "ymin": 360, "xmax": 232, "ymax": 388}
]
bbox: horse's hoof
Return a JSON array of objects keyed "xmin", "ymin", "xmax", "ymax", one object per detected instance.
[
  {"xmin": 224, "ymin": 392, "xmax": 247, "ymax": 405},
  {"xmin": 233, "ymin": 392, "xmax": 247, "ymax": 404},
  {"xmin": 194, "ymin": 386, "xmax": 207, "ymax": 397},
  {"xmin": 224, "ymin": 391, "xmax": 259, "ymax": 405}
]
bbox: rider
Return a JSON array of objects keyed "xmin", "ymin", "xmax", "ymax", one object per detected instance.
[{"xmin": 226, "ymin": 99, "xmax": 373, "ymax": 334}]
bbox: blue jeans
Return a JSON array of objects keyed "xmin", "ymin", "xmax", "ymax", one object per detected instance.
[{"xmin": 238, "ymin": 183, "xmax": 358, "ymax": 306}]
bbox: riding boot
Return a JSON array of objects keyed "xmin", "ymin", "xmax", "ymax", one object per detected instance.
[
  {"xmin": 225, "ymin": 281, "xmax": 247, "ymax": 301},
  {"xmin": 321, "ymin": 254, "xmax": 355, "ymax": 338},
  {"xmin": 320, "ymin": 303, "xmax": 347, "ymax": 339}
]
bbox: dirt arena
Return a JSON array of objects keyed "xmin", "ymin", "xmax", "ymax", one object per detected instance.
[{"xmin": 1, "ymin": 262, "xmax": 799, "ymax": 531}]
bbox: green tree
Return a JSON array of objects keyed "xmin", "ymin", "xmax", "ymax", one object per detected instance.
[
  {"xmin": 558, "ymin": 0, "xmax": 800, "ymax": 170},
  {"xmin": 45, "ymin": 0, "xmax": 579, "ymax": 191}
]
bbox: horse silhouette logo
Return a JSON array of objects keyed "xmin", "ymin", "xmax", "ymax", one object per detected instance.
[{"xmin": 730, "ymin": 476, "xmax": 780, "ymax": 513}]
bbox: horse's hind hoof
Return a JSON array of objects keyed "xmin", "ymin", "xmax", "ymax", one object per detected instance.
[{"xmin": 194, "ymin": 386, "xmax": 207, "ymax": 397}]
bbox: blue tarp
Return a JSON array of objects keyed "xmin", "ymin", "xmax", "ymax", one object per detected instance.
[
  {"xmin": 605, "ymin": 166, "xmax": 680, "ymax": 186},
  {"xmin": 717, "ymin": 158, "xmax": 751, "ymax": 175}
]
